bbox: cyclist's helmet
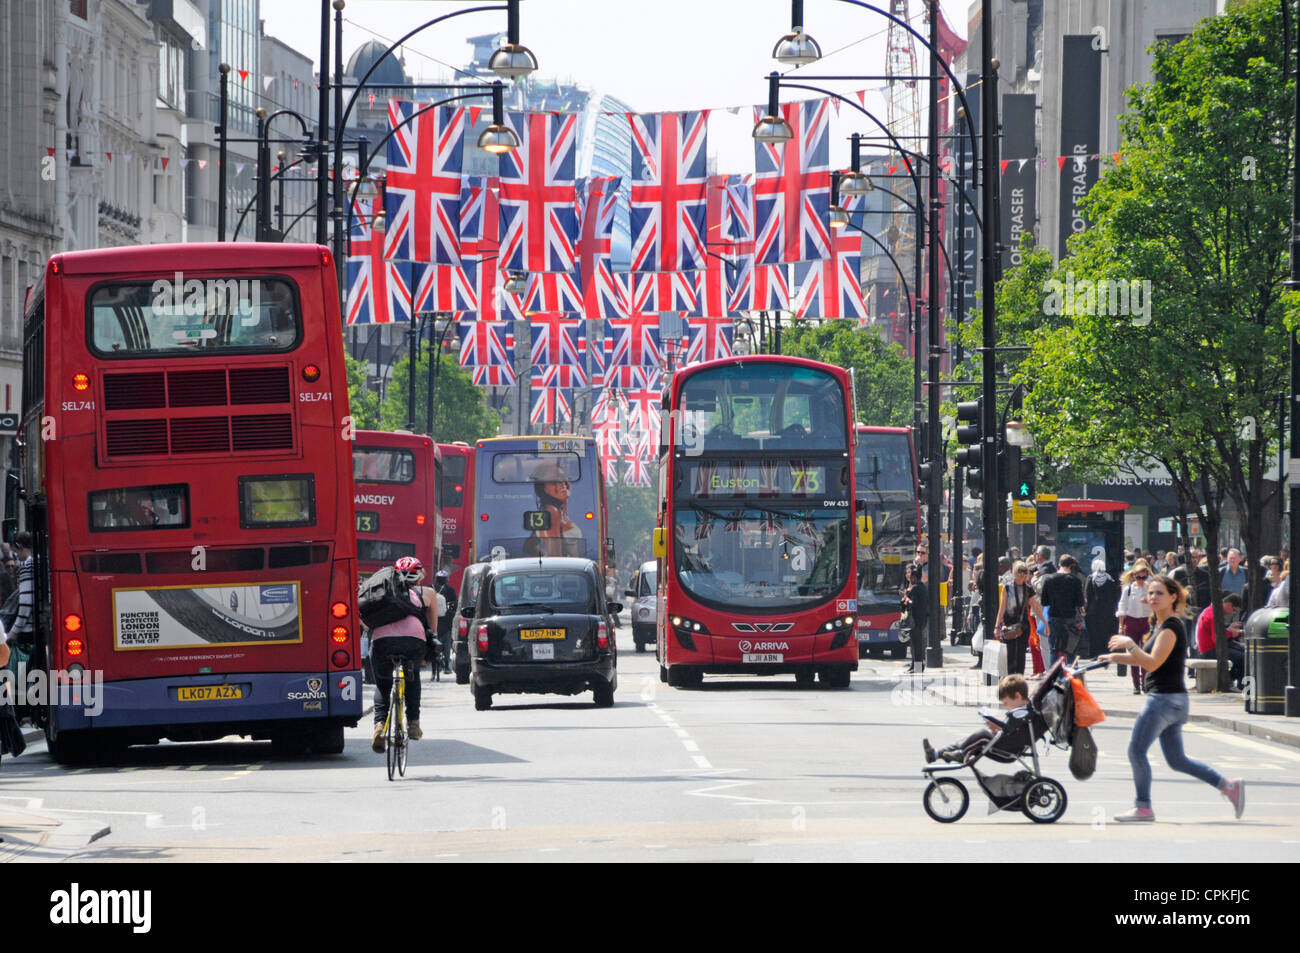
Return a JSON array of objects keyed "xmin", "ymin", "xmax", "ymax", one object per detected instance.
[{"xmin": 394, "ymin": 556, "xmax": 424, "ymax": 581}]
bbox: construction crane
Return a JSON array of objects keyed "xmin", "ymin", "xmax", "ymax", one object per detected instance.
[{"xmin": 885, "ymin": 0, "xmax": 921, "ymax": 353}]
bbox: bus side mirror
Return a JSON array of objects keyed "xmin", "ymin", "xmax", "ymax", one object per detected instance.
[
  {"xmin": 857, "ymin": 515, "xmax": 873, "ymax": 547},
  {"xmin": 653, "ymin": 527, "xmax": 667, "ymax": 559}
]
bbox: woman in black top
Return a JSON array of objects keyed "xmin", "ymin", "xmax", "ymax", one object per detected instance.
[
  {"xmin": 902, "ymin": 564, "xmax": 928, "ymax": 673},
  {"xmin": 1105, "ymin": 575, "xmax": 1245, "ymax": 822}
]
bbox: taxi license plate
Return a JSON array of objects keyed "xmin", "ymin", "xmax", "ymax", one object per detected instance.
[
  {"xmin": 743, "ymin": 653, "xmax": 783, "ymax": 664},
  {"xmin": 177, "ymin": 685, "xmax": 244, "ymax": 702},
  {"xmin": 520, "ymin": 628, "xmax": 565, "ymax": 641},
  {"xmin": 532, "ymin": 643, "xmax": 555, "ymax": 661}
]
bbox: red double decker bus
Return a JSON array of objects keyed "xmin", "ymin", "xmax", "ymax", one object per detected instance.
[
  {"xmin": 14, "ymin": 243, "xmax": 361, "ymax": 762},
  {"xmin": 436, "ymin": 441, "xmax": 475, "ymax": 593},
  {"xmin": 654, "ymin": 356, "xmax": 861, "ymax": 689},
  {"xmin": 854, "ymin": 425, "xmax": 921, "ymax": 659},
  {"xmin": 353, "ymin": 430, "xmax": 442, "ymax": 580}
]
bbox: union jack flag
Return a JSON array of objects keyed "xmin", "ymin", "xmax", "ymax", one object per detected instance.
[
  {"xmin": 698, "ymin": 175, "xmax": 749, "ymax": 317},
  {"xmin": 384, "ymin": 102, "xmax": 466, "ymax": 265},
  {"xmin": 622, "ymin": 448, "xmax": 655, "ymax": 488},
  {"xmin": 575, "ymin": 176, "xmax": 627, "ymax": 319},
  {"xmin": 753, "ymin": 98, "xmax": 832, "ymax": 264},
  {"xmin": 791, "ymin": 230, "xmax": 867, "ymax": 319},
  {"xmin": 346, "ymin": 197, "xmax": 412, "ymax": 325},
  {"xmin": 684, "ymin": 315, "xmax": 734, "ymax": 364},
  {"xmin": 728, "ymin": 259, "xmax": 791, "ymax": 312},
  {"xmin": 460, "ymin": 176, "xmax": 524, "ymax": 322},
  {"xmin": 499, "ymin": 111, "xmax": 580, "ymax": 273},
  {"xmin": 605, "ymin": 313, "xmax": 663, "ymax": 374},
  {"xmin": 530, "ymin": 382, "xmax": 572, "ymax": 425},
  {"xmin": 623, "ymin": 382, "xmax": 662, "ymax": 439},
  {"xmin": 720, "ymin": 175, "xmax": 754, "ymax": 245},
  {"xmin": 523, "ymin": 272, "xmax": 583, "ymax": 314},
  {"xmin": 600, "ymin": 455, "xmax": 621, "ymax": 485},
  {"xmin": 629, "ymin": 270, "xmax": 697, "ymax": 315},
  {"xmin": 629, "ymin": 110, "xmax": 709, "ymax": 272},
  {"xmin": 457, "ymin": 318, "xmax": 516, "ymax": 384},
  {"xmin": 591, "ymin": 387, "xmax": 625, "ymax": 460},
  {"xmin": 414, "ymin": 262, "xmax": 476, "ymax": 314},
  {"xmin": 529, "ymin": 313, "xmax": 587, "ymax": 386}
]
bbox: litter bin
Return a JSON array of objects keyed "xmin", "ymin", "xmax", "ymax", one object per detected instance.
[{"xmin": 1243, "ymin": 607, "xmax": 1288, "ymax": 715}]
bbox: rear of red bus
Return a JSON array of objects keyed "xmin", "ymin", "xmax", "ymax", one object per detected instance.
[
  {"xmin": 354, "ymin": 430, "xmax": 441, "ymax": 581},
  {"xmin": 22, "ymin": 243, "xmax": 360, "ymax": 760},
  {"xmin": 436, "ymin": 441, "xmax": 475, "ymax": 593},
  {"xmin": 853, "ymin": 426, "xmax": 921, "ymax": 659},
  {"xmin": 656, "ymin": 356, "xmax": 859, "ymax": 689}
]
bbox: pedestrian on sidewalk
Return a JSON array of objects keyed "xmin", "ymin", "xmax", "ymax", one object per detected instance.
[
  {"xmin": 1116, "ymin": 559, "xmax": 1153, "ymax": 695},
  {"xmin": 1104, "ymin": 574, "xmax": 1245, "ymax": 822},
  {"xmin": 991, "ymin": 562, "xmax": 1044, "ymax": 677},
  {"xmin": 1085, "ymin": 558, "xmax": 1119, "ymax": 658}
]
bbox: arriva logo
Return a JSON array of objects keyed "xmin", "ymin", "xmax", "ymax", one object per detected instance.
[{"xmin": 738, "ymin": 640, "xmax": 790, "ymax": 652}]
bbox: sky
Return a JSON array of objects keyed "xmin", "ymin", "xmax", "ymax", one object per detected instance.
[{"xmin": 260, "ymin": 0, "xmax": 976, "ymax": 175}]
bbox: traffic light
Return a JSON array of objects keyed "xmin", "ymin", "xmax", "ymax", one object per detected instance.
[
  {"xmin": 955, "ymin": 398, "xmax": 983, "ymax": 498},
  {"xmin": 917, "ymin": 461, "xmax": 933, "ymax": 493},
  {"xmin": 1014, "ymin": 455, "xmax": 1036, "ymax": 502}
]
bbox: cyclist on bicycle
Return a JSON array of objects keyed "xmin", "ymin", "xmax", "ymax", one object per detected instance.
[
  {"xmin": 433, "ymin": 569, "xmax": 456, "ymax": 675},
  {"xmin": 370, "ymin": 556, "xmax": 438, "ymax": 753}
]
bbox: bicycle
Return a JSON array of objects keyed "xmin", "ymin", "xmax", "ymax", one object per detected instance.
[{"xmin": 383, "ymin": 657, "xmax": 411, "ymax": 781}]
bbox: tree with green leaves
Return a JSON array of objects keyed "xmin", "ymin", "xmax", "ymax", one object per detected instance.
[
  {"xmin": 1015, "ymin": 0, "xmax": 1291, "ymax": 689},
  {"xmin": 344, "ymin": 354, "xmax": 382, "ymax": 431},
  {"xmin": 779, "ymin": 318, "xmax": 913, "ymax": 426},
  {"xmin": 379, "ymin": 352, "xmax": 501, "ymax": 444}
]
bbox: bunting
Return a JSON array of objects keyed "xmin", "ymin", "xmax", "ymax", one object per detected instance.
[{"xmin": 498, "ymin": 111, "xmax": 580, "ymax": 273}]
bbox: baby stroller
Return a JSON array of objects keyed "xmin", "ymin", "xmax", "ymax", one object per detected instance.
[{"xmin": 920, "ymin": 658, "xmax": 1109, "ymax": 824}]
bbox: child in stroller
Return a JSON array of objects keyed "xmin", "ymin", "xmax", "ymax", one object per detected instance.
[
  {"xmin": 923, "ymin": 674, "xmax": 1030, "ymax": 766},
  {"xmin": 919, "ymin": 658, "xmax": 1108, "ymax": 824}
]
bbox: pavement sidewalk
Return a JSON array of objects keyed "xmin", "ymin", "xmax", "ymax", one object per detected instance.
[{"xmin": 915, "ymin": 648, "xmax": 1300, "ymax": 749}]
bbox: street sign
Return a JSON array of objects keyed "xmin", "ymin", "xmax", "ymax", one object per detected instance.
[
  {"xmin": 1036, "ymin": 494, "xmax": 1058, "ymax": 502},
  {"xmin": 1012, "ymin": 501, "xmax": 1036, "ymax": 524}
]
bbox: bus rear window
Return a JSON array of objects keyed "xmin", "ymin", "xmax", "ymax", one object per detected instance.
[
  {"xmin": 88, "ymin": 277, "xmax": 299, "ymax": 356},
  {"xmin": 239, "ymin": 475, "xmax": 315, "ymax": 528},
  {"xmin": 491, "ymin": 451, "xmax": 581, "ymax": 484},
  {"xmin": 358, "ymin": 539, "xmax": 417, "ymax": 563},
  {"xmin": 354, "ymin": 447, "xmax": 415, "ymax": 484},
  {"xmin": 89, "ymin": 484, "xmax": 189, "ymax": 531}
]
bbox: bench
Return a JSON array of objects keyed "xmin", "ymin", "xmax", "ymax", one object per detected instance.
[{"xmin": 1186, "ymin": 658, "xmax": 1217, "ymax": 694}]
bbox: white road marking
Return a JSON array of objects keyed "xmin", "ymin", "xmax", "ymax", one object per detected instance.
[
  {"xmin": 692, "ymin": 755, "xmax": 712, "ymax": 769},
  {"xmin": 682, "ymin": 740, "xmax": 700, "ymax": 752}
]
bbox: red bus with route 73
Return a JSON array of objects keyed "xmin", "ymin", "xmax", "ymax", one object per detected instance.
[
  {"xmin": 353, "ymin": 430, "xmax": 442, "ymax": 581},
  {"xmin": 436, "ymin": 441, "xmax": 475, "ymax": 593}
]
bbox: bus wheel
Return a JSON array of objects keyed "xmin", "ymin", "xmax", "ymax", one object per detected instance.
[
  {"xmin": 889, "ymin": 644, "xmax": 909, "ymax": 660},
  {"xmin": 794, "ymin": 669, "xmax": 815, "ymax": 688},
  {"xmin": 45, "ymin": 721, "xmax": 90, "ymax": 766},
  {"xmin": 271, "ymin": 732, "xmax": 310, "ymax": 758},
  {"xmin": 312, "ymin": 725, "xmax": 345, "ymax": 755},
  {"xmin": 667, "ymin": 666, "xmax": 701, "ymax": 689},
  {"xmin": 659, "ymin": 664, "xmax": 668, "ymax": 684},
  {"xmin": 819, "ymin": 667, "xmax": 852, "ymax": 689}
]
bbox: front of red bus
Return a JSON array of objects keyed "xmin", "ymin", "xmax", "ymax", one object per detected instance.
[
  {"xmin": 659, "ymin": 358, "xmax": 858, "ymax": 688},
  {"xmin": 38, "ymin": 244, "xmax": 360, "ymax": 758}
]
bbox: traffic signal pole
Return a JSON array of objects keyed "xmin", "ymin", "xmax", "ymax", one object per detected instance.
[
  {"xmin": 979, "ymin": 0, "xmax": 1001, "ymax": 639},
  {"xmin": 925, "ymin": 0, "xmax": 944, "ymax": 668}
]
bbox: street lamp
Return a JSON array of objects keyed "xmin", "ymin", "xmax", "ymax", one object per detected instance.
[
  {"xmin": 772, "ymin": 0, "xmax": 822, "ymax": 65},
  {"xmin": 488, "ymin": 0, "xmax": 538, "ymax": 78},
  {"xmin": 503, "ymin": 269, "xmax": 528, "ymax": 296},
  {"xmin": 828, "ymin": 172, "xmax": 851, "ymax": 230},
  {"xmin": 478, "ymin": 81, "xmax": 522, "ymax": 155},
  {"xmin": 752, "ymin": 73, "xmax": 794, "ymax": 144}
]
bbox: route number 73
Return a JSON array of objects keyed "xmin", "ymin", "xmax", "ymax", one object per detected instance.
[{"xmin": 790, "ymin": 467, "xmax": 822, "ymax": 493}]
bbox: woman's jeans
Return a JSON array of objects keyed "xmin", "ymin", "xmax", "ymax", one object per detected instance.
[{"xmin": 1128, "ymin": 691, "xmax": 1223, "ymax": 808}]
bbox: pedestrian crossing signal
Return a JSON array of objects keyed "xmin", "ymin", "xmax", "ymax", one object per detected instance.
[{"xmin": 1015, "ymin": 456, "xmax": 1036, "ymax": 501}]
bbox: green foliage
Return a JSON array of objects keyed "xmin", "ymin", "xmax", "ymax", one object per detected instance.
[
  {"xmin": 344, "ymin": 355, "xmax": 382, "ymax": 431},
  {"xmin": 779, "ymin": 319, "xmax": 913, "ymax": 427},
  {"xmin": 607, "ymin": 483, "xmax": 657, "ymax": 574},
  {"xmin": 379, "ymin": 352, "xmax": 501, "ymax": 444},
  {"xmin": 1018, "ymin": 0, "xmax": 1289, "ymax": 614}
]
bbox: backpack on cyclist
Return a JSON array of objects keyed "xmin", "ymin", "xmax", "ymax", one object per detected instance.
[{"xmin": 357, "ymin": 567, "xmax": 423, "ymax": 629}]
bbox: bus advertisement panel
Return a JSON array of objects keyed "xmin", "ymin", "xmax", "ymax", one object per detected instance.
[
  {"xmin": 854, "ymin": 426, "xmax": 921, "ymax": 658},
  {"xmin": 436, "ymin": 442, "xmax": 475, "ymax": 593},
  {"xmin": 657, "ymin": 357, "xmax": 859, "ymax": 689},
  {"xmin": 353, "ymin": 430, "xmax": 441, "ymax": 580},
  {"xmin": 474, "ymin": 436, "xmax": 608, "ymax": 571},
  {"xmin": 15, "ymin": 243, "xmax": 360, "ymax": 762}
]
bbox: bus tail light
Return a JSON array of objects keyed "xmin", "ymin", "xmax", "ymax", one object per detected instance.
[
  {"xmin": 596, "ymin": 621, "xmax": 609, "ymax": 651},
  {"xmin": 66, "ymin": 637, "xmax": 85, "ymax": 657},
  {"xmin": 64, "ymin": 613, "xmax": 83, "ymax": 633},
  {"xmin": 476, "ymin": 624, "xmax": 489, "ymax": 653},
  {"xmin": 332, "ymin": 649, "xmax": 351, "ymax": 668},
  {"xmin": 416, "ymin": 514, "xmax": 426, "ymax": 525},
  {"xmin": 302, "ymin": 364, "xmax": 321, "ymax": 382},
  {"xmin": 331, "ymin": 626, "xmax": 349, "ymax": 643},
  {"xmin": 72, "ymin": 373, "xmax": 90, "ymax": 391},
  {"xmin": 330, "ymin": 602, "xmax": 349, "ymax": 619}
]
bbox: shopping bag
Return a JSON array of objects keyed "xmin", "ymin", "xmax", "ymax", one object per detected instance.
[
  {"xmin": 1071, "ymin": 676, "xmax": 1106, "ymax": 727},
  {"xmin": 971, "ymin": 623, "xmax": 985, "ymax": 652},
  {"xmin": 985, "ymin": 639, "xmax": 1007, "ymax": 679}
]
